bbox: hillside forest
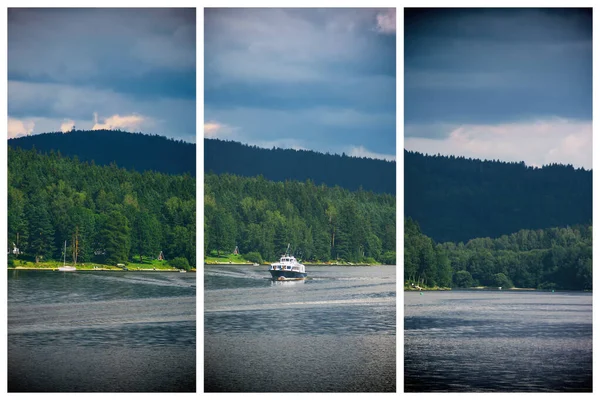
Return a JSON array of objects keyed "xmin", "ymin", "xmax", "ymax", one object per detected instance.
[
  {"xmin": 7, "ymin": 147, "xmax": 196, "ymax": 268},
  {"xmin": 204, "ymin": 173, "xmax": 396, "ymax": 264},
  {"xmin": 405, "ymin": 150, "xmax": 592, "ymax": 243},
  {"xmin": 205, "ymin": 139, "xmax": 396, "ymax": 195},
  {"xmin": 405, "ymin": 218, "xmax": 592, "ymax": 291},
  {"xmin": 8, "ymin": 129, "xmax": 196, "ymax": 176}
]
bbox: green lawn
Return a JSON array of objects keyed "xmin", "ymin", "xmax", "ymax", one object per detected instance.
[
  {"xmin": 204, "ymin": 252, "xmax": 253, "ymax": 264},
  {"xmin": 10, "ymin": 257, "xmax": 194, "ymax": 271}
]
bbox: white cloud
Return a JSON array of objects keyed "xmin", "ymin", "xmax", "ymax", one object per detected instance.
[
  {"xmin": 204, "ymin": 121, "xmax": 238, "ymax": 140},
  {"xmin": 348, "ymin": 145, "xmax": 395, "ymax": 161},
  {"xmin": 405, "ymin": 122, "xmax": 460, "ymax": 139},
  {"xmin": 7, "ymin": 116, "xmax": 92, "ymax": 137},
  {"xmin": 92, "ymin": 112, "xmax": 147, "ymax": 131},
  {"xmin": 404, "ymin": 118, "xmax": 592, "ymax": 169},
  {"xmin": 60, "ymin": 119, "xmax": 75, "ymax": 133},
  {"xmin": 204, "ymin": 119, "xmax": 308, "ymax": 151},
  {"xmin": 375, "ymin": 9, "xmax": 396, "ymax": 34},
  {"xmin": 8, "ymin": 80, "xmax": 194, "ymax": 140},
  {"xmin": 7, "ymin": 117, "xmax": 35, "ymax": 139}
]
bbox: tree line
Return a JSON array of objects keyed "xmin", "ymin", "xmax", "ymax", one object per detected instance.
[
  {"xmin": 9, "ymin": 129, "xmax": 196, "ymax": 176},
  {"xmin": 205, "ymin": 139, "xmax": 396, "ymax": 195},
  {"xmin": 8, "ymin": 147, "xmax": 196, "ymax": 267},
  {"xmin": 405, "ymin": 150, "xmax": 592, "ymax": 243},
  {"xmin": 205, "ymin": 173, "xmax": 396, "ymax": 264},
  {"xmin": 405, "ymin": 218, "xmax": 592, "ymax": 290}
]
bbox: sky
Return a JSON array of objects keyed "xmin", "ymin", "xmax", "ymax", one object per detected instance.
[
  {"xmin": 7, "ymin": 8, "xmax": 196, "ymax": 142},
  {"xmin": 404, "ymin": 8, "xmax": 592, "ymax": 169},
  {"xmin": 204, "ymin": 8, "xmax": 396, "ymax": 161}
]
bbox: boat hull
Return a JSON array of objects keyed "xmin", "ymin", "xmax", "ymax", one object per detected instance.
[
  {"xmin": 58, "ymin": 266, "xmax": 77, "ymax": 272},
  {"xmin": 269, "ymin": 270, "xmax": 307, "ymax": 281}
]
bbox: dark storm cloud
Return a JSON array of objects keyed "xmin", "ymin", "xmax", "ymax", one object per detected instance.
[
  {"xmin": 405, "ymin": 8, "xmax": 592, "ymax": 127},
  {"xmin": 204, "ymin": 8, "xmax": 396, "ymax": 159},
  {"xmin": 8, "ymin": 8, "xmax": 195, "ymax": 140},
  {"xmin": 205, "ymin": 76, "xmax": 395, "ymax": 114},
  {"xmin": 403, "ymin": 8, "xmax": 592, "ymax": 169}
]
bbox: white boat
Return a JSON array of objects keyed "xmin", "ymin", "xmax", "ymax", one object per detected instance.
[
  {"xmin": 268, "ymin": 244, "xmax": 307, "ymax": 281},
  {"xmin": 58, "ymin": 241, "xmax": 76, "ymax": 272}
]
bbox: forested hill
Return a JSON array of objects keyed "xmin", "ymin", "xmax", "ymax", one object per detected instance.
[
  {"xmin": 405, "ymin": 150, "xmax": 592, "ymax": 243},
  {"xmin": 7, "ymin": 147, "xmax": 195, "ymax": 266},
  {"xmin": 8, "ymin": 130, "xmax": 195, "ymax": 176},
  {"xmin": 205, "ymin": 173, "xmax": 396, "ymax": 264},
  {"xmin": 205, "ymin": 139, "xmax": 396, "ymax": 194},
  {"xmin": 405, "ymin": 218, "xmax": 592, "ymax": 291}
]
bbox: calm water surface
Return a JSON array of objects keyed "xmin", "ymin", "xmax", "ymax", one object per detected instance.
[
  {"xmin": 8, "ymin": 270, "xmax": 196, "ymax": 392},
  {"xmin": 405, "ymin": 290, "xmax": 592, "ymax": 392},
  {"xmin": 204, "ymin": 265, "xmax": 396, "ymax": 392}
]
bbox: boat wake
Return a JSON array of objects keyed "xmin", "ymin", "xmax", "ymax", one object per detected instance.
[
  {"xmin": 205, "ymin": 296, "xmax": 393, "ymax": 313},
  {"xmin": 8, "ymin": 296, "xmax": 195, "ymax": 335},
  {"xmin": 84, "ymin": 273, "xmax": 194, "ymax": 288},
  {"xmin": 204, "ymin": 268, "xmax": 266, "ymax": 280}
]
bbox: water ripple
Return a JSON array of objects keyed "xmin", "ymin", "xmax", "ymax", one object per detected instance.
[{"xmin": 405, "ymin": 291, "xmax": 592, "ymax": 392}]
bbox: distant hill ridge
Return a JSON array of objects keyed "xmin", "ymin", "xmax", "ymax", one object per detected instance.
[
  {"xmin": 205, "ymin": 139, "xmax": 396, "ymax": 194},
  {"xmin": 405, "ymin": 150, "xmax": 592, "ymax": 243},
  {"xmin": 8, "ymin": 130, "xmax": 195, "ymax": 176}
]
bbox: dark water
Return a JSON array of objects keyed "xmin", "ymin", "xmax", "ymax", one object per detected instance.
[
  {"xmin": 8, "ymin": 270, "xmax": 196, "ymax": 392},
  {"xmin": 405, "ymin": 290, "xmax": 592, "ymax": 392},
  {"xmin": 204, "ymin": 265, "xmax": 396, "ymax": 392}
]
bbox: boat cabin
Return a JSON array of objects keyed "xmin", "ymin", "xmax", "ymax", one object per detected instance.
[{"xmin": 269, "ymin": 254, "xmax": 305, "ymax": 273}]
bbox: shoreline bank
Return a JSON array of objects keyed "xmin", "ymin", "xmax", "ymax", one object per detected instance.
[
  {"xmin": 8, "ymin": 266, "xmax": 196, "ymax": 272},
  {"xmin": 205, "ymin": 261, "xmax": 389, "ymax": 266},
  {"xmin": 403, "ymin": 286, "xmax": 586, "ymax": 292}
]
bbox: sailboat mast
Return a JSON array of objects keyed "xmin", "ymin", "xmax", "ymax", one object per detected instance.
[{"xmin": 75, "ymin": 226, "xmax": 78, "ymax": 266}]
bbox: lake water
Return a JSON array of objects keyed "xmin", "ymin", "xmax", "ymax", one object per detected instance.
[
  {"xmin": 8, "ymin": 270, "xmax": 196, "ymax": 392},
  {"xmin": 405, "ymin": 290, "xmax": 592, "ymax": 392},
  {"xmin": 204, "ymin": 264, "xmax": 396, "ymax": 392}
]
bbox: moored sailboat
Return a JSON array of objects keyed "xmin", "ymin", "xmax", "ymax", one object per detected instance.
[{"xmin": 58, "ymin": 240, "xmax": 76, "ymax": 272}]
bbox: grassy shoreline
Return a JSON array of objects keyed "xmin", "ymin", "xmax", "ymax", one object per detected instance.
[
  {"xmin": 9, "ymin": 259, "xmax": 196, "ymax": 272},
  {"xmin": 404, "ymin": 285, "xmax": 557, "ymax": 292},
  {"xmin": 204, "ymin": 260, "xmax": 388, "ymax": 266},
  {"xmin": 204, "ymin": 251, "xmax": 393, "ymax": 267},
  {"xmin": 8, "ymin": 267, "xmax": 196, "ymax": 272}
]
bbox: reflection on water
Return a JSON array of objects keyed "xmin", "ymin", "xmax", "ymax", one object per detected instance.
[
  {"xmin": 204, "ymin": 265, "xmax": 396, "ymax": 392},
  {"xmin": 270, "ymin": 279, "xmax": 306, "ymax": 287},
  {"xmin": 405, "ymin": 291, "xmax": 592, "ymax": 392},
  {"xmin": 8, "ymin": 270, "xmax": 196, "ymax": 392}
]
